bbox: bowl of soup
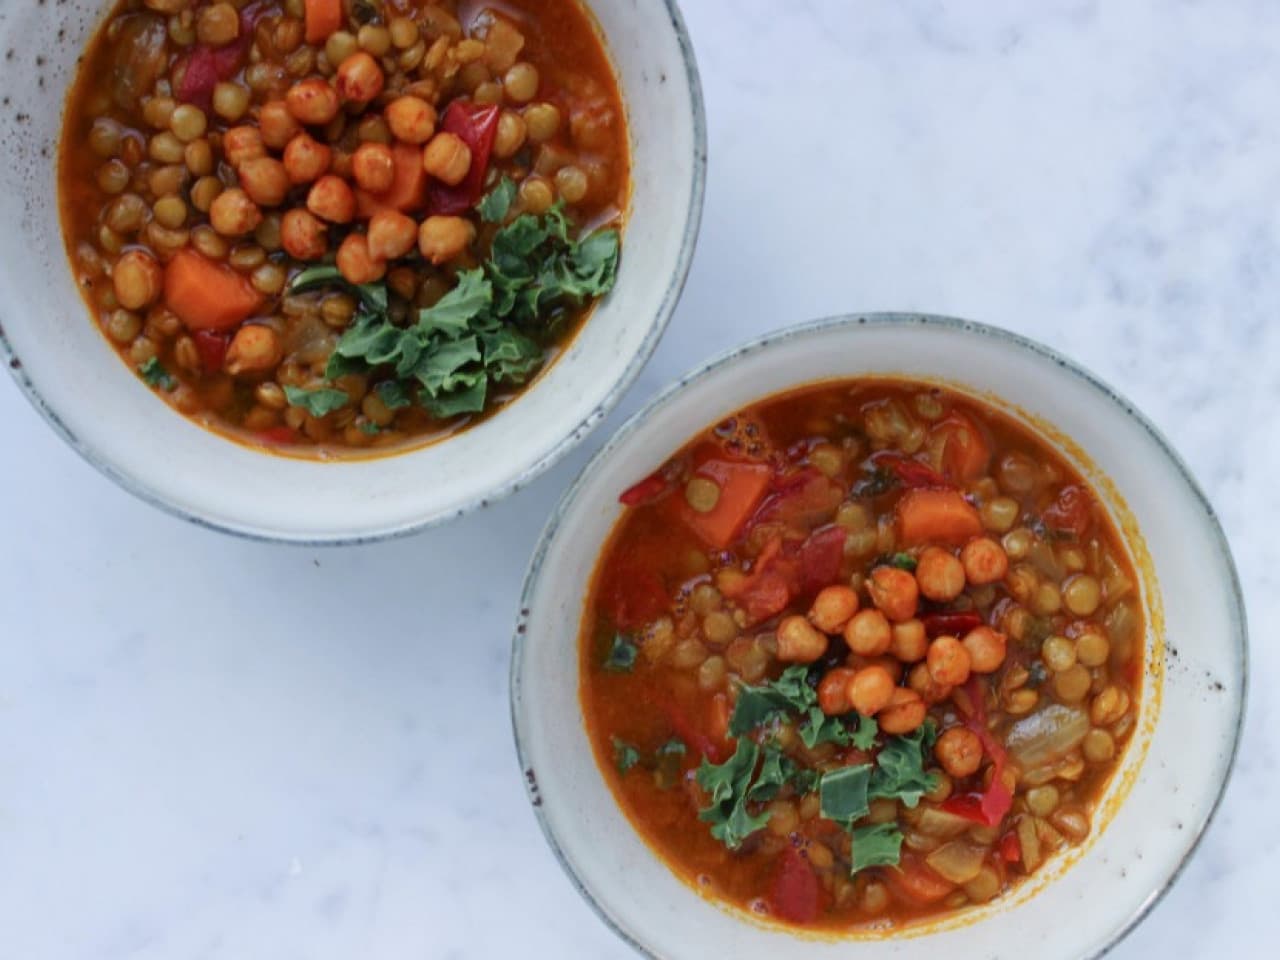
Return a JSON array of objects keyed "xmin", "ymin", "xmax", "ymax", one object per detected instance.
[
  {"xmin": 0, "ymin": 0, "xmax": 704, "ymax": 540},
  {"xmin": 512, "ymin": 315, "xmax": 1246, "ymax": 958}
]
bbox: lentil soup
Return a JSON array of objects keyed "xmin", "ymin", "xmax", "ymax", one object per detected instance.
[
  {"xmin": 60, "ymin": 0, "xmax": 629, "ymax": 457},
  {"xmin": 581, "ymin": 379, "xmax": 1144, "ymax": 932}
]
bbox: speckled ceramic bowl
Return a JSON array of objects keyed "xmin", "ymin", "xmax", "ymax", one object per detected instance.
[
  {"xmin": 512, "ymin": 315, "xmax": 1247, "ymax": 959},
  {"xmin": 0, "ymin": 0, "xmax": 704, "ymax": 542}
]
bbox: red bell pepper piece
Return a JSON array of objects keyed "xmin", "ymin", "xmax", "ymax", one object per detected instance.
[
  {"xmin": 999, "ymin": 831, "xmax": 1021, "ymax": 863},
  {"xmin": 869, "ymin": 451, "xmax": 950, "ymax": 489},
  {"xmin": 752, "ymin": 468, "xmax": 844, "ymax": 530},
  {"xmin": 605, "ymin": 566, "xmax": 669, "ymax": 631},
  {"xmin": 192, "ymin": 330, "xmax": 230, "ymax": 373},
  {"xmin": 799, "ymin": 525, "xmax": 846, "ymax": 595},
  {"xmin": 941, "ymin": 677, "xmax": 1014, "ymax": 827},
  {"xmin": 178, "ymin": 3, "xmax": 266, "ymax": 109},
  {"xmin": 770, "ymin": 846, "xmax": 821, "ymax": 924},
  {"xmin": 257, "ymin": 426, "xmax": 299, "ymax": 445},
  {"xmin": 1043, "ymin": 484, "xmax": 1093, "ymax": 539},
  {"xmin": 920, "ymin": 611, "xmax": 984, "ymax": 638},
  {"xmin": 721, "ymin": 537, "xmax": 800, "ymax": 625},
  {"xmin": 660, "ymin": 700, "xmax": 725, "ymax": 764},
  {"xmin": 428, "ymin": 101, "xmax": 501, "ymax": 215},
  {"xmin": 618, "ymin": 469, "xmax": 672, "ymax": 507}
]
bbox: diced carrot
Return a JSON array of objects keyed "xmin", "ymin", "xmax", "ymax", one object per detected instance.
[
  {"xmin": 304, "ymin": 0, "xmax": 342, "ymax": 45},
  {"xmin": 356, "ymin": 141, "xmax": 427, "ymax": 217},
  {"xmin": 896, "ymin": 489, "xmax": 983, "ymax": 545},
  {"xmin": 680, "ymin": 459, "xmax": 772, "ymax": 549},
  {"xmin": 931, "ymin": 412, "xmax": 991, "ymax": 483},
  {"xmin": 884, "ymin": 857, "xmax": 955, "ymax": 905},
  {"xmin": 163, "ymin": 250, "xmax": 264, "ymax": 331}
]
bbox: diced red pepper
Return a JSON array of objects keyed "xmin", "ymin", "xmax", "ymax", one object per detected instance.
[
  {"xmin": 799, "ymin": 525, "xmax": 846, "ymax": 595},
  {"xmin": 660, "ymin": 699, "xmax": 725, "ymax": 764},
  {"xmin": 618, "ymin": 469, "xmax": 672, "ymax": 507},
  {"xmin": 920, "ymin": 611, "xmax": 984, "ymax": 638},
  {"xmin": 721, "ymin": 537, "xmax": 801, "ymax": 625},
  {"xmin": 427, "ymin": 101, "xmax": 501, "ymax": 215},
  {"xmin": 1000, "ymin": 831, "xmax": 1021, "ymax": 863},
  {"xmin": 770, "ymin": 846, "xmax": 821, "ymax": 924},
  {"xmin": 605, "ymin": 566, "xmax": 669, "ymax": 631},
  {"xmin": 752, "ymin": 468, "xmax": 844, "ymax": 531},
  {"xmin": 869, "ymin": 451, "xmax": 950, "ymax": 489},
  {"xmin": 257, "ymin": 426, "xmax": 299, "ymax": 445},
  {"xmin": 941, "ymin": 676, "xmax": 1014, "ymax": 827},
  {"xmin": 1043, "ymin": 484, "xmax": 1093, "ymax": 539},
  {"xmin": 192, "ymin": 330, "xmax": 230, "ymax": 373},
  {"xmin": 177, "ymin": 3, "xmax": 266, "ymax": 109}
]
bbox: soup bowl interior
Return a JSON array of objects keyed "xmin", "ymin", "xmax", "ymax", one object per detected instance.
[
  {"xmin": 512, "ymin": 315, "xmax": 1245, "ymax": 959},
  {"xmin": 0, "ymin": 0, "xmax": 704, "ymax": 542}
]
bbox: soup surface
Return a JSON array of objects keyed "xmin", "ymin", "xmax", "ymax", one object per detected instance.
[
  {"xmin": 60, "ymin": 0, "xmax": 628, "ymax": 457},
  {"xmin": 581, "ymin": 380, "xmax": 1144, "ymax": 931}
]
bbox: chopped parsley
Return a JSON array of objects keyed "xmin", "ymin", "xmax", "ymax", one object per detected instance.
[
  {"xmin": 477, "ymin": 176, "xmax": 517, "ymax": 223},
  {"xmin": 603, "ymin": 634, "xmax": 637, "ymax": 673},
  {"xmin": 137, "ymin": 357, "xmax": 176, "ymax": 391},
  {"xmin": 611, "ymin": 737, "xmax": 640, "ymax": 775}
]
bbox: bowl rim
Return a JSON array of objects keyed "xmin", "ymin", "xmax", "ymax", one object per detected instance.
[
  {"xmin": 0, "ymin": 0, "xmax": 707, "ymax": 547},
  {"xmin": 510, "ymin": 311, "xmax": 1249, "ymax": 959}
]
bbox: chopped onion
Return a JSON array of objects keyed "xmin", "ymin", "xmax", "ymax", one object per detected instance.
[
  {"xmin": 1006, "ymin": 704, "xmax": 1090, "ymax": 773},
  {"xmin": 926, "ymin": 841, "xmax": 987, "ymax": 884},
  {"xmin": 914, "ymin": 807, "xmax": 976, "ymax": 839}
]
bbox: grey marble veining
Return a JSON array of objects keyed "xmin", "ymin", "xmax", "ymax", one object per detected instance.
[{"xmin": 0, "ymin": 1, "xmax": 1274, "ymax": 957}]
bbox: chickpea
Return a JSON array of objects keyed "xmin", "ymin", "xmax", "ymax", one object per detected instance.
[
  {"xmin": 282, "ymin": 133, "xmax": 332, "ymax": 184},
  {"xmin": 935, "ymin": 727, "xmax": 983, "ymax": 778},
  {"xmin": 927, "ymin": 635, "xmax": 971, "ymax": 687},
  {"xmin": 493, "ymin": 110, "xmax": 527, "ymax": 159},
  {"xmin": 278, "ymin": 208, "xmax": 325, "ymax": 262},
  {"xmin": 503, "ymin": 62, "xmax": 540, "ymax": 103},
  {"xmin": 385, "ymin": 96, "xmax": 437, "ymax": 144},
  {"xmin": 844, "ymin": 609, "xmax": 892, "ymax": 657},
  {"xmin": 238, "ymin": 156, "xmax": 290, "ymax": 207},
  {"xmin": 196, "ymin": 3, "xmax": 239, "ymax": 46},
  {"xmin": 908, "ymin": 661, "xmax": 951, "ymax": 704},
  {"xmin": 524, "ymin": 102, "xmax": 560, "ymax": 142},
  {"xmin": 367, "ymin": 210, "xmax": 418, "ymax": 261},
  {"xmin": 1062, "ymin": 574, "xmax": 1102, "ymax": 616},
  {"xmin": 961, "ymin": 537, "xmax": 1009, "ymax": 585},
  {"xmin": 351, "ymin": 142, "xmax": 395, "ymax": 193},
  {"xmin": 1053, "ymin": 664, "xmax": 1092, "ymax": 704},
  {"xmin": 878, "ymin": 687, "xmax": 927, "ymax": 735},
  {"xmin": 818, "ymin": 667, "xmax": 857, "ymax": 716},
  {"xmin": 518, "ymin": 176, "xmax": 554, "ymax": 214},
  {"xmin": 555, "ymin": 164, "xmax": 589, "ymax": 204},
  {"xmin": 212, "ymin": 82, "xmax": 251, "ymax": 122},
  {"xmin": 867, "ymin": 566, "xmax": 919, "ymax": 622},
  {"xmin": 890, "ymin": 619, "xmax": 928, "ymax": 663},
  {"xmin": 286, "ymin": 78, "xmax": 341, "ymax": 126},
  {"xmin": 210, "ymin": 187, "xmax": 263, "ymax": 237},
  {"xmin": 336, "ymin": 233, "xmax": 386, "ymax": 285},
  {"xmin": 776, "ymin": 615, "xmax": 828, "ymax": 664},
  {"xmin": 112, "ymin": 250, "xmax": 163, "ymax": 310},
  {"xmin": 807, "ymin": 585, "xmax": 858, "ymax": 634},
  {"xmin": 222, "ymin": 125, "xmax": 266, "ymax": 168},
  {"xmin": 848, "ymin": 665, "xmax": 895, "ymax": 716},
  {"xmin": 225, "ymin": 325, "xmax": 282, "ymax": 376},
  {"xmin": 422, "ymin": 132, "xmax": 471, "ymax": 186},
  {"xmin": 335, "ymin": 52, "xmax": 385, "ymax": 104},
  {"xmin": 418, "ymin": 215, "xmax": 473, "ymax": 264},
  {"xmin": 915, "ymin": 547, "xmax": 966, "ymax": 602},
  {"xmin": 258, "ymin": 100, "xmax": 301, "ymax": 150},
  {"xmin": 961, "ymin": 626, "xmax": 1007, "ymax": 673},
  {"xmin": 306, "ymin": 175, "xmax": 356, "ymax": 224}
]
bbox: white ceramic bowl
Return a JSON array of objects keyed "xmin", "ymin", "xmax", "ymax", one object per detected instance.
[
  {"xmin": 512, "ymin": 315, "xmax": 1247, "ymax": 959},
  {"xmin": 0, "ymin": 0, "xmax": 704, "ymax": 543}
]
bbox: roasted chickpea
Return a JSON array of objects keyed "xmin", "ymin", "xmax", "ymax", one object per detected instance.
[
  {"xmin": 418, "ymin": 215, "xmax": 473, "ymax": 264},
  {"xmin": 890, "ymin": 619, "xmax": 928, "ymax": 663},
  {"xmin": 808, "ymin": 585, "xmax": 859, "ymax": 634},
  {"xmin": 238, "ymin": 156, "xmax": 290, "ymax": 207},
  {"xmin": 336, "ymin": 233, "xmax": 386, "ymax": 285},
  {"xmin": 422, "ymin": 131, "xmax": 471, "ymax": 186},
  {"xmin": 908, "ymin": 661, "xmax": 952, "ymax": 704},
  {"xmin": 286, "ymin": 78, "xmax": 340, "ymax": 126},
  {"xmin": 927, "ymin": 635, "xmax": 972, "ymax": 687},
  {"xmin": 335, "ymin": 52, "xmax": 385, "ymax": 104},
  {"xmin": 961, "ymin": 537, "xmax": 1009, "ymax": 585},
  {"xmin": 848, "ymin": 665, "xmax": 895, "ymax": 716},
  {"xmin": 222, "ymin": 125, "xmax": 265, "ymax": 168},
  {"xmin": 915, "ymin": 547, "xmax": 966, "ymax": 602},
  {"xmin": 962, "ymin": 626, "xmax": 1007, "ymax": 673},
  {"xmin": 209, "ymin": 187, "xmax": 262, "ymax": 237},
  {"xmin": 351, "ymin": 142, "xmax": 395, "ymax": 193},
  {"xmin": 111, "ymin": 250, "xmax": 163, "ymax": 310},
  {"xmin": 367, "ymin": 210, "xmax": 418, "ymax": 261},
  {"xmin": 867, "ymin": 566, "xmax": 919, "ymax": 622},
  {"xmin": 844, "ymin": 609, "xmax": 892, "ymax": 657},
  {"xmin": 935, "ymin": 727, "xmax": 983, "ymax": 778},
  {"xmin": 385, "ymin": 96, "xmax": 437, "ymax": 144},
  {"xmin": 225, "ymin": 325, "xmax": 282, "ymax": 376},
  {"xmin": 306, "ymin": 175, "xmax": 355, "ymax": 223},
  {"xmin": 282, "ymin": 133, "xmax": 331, "ymax": 184},
  {"xmin": 776, "ymin": 615, "xmax": 828, "ymax": 664},
  {"xmin": 258, "ymin": 100, "xmax": 301, "ymax": 150},
  {"xmin": 878, "ymin": 687, "xmax": 927, "ymax": 735},
  {"xmin": 280, "ymin": 208, "xmax": 327, "ymax": 260},
  {"xmin": 818, "ymin": 667, "xmax": 857, "ymax": 716}
]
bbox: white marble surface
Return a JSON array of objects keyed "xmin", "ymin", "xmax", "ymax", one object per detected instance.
[{"xmin": 1, "ymin": 0, "xmax": 1275, "ymax": 956}]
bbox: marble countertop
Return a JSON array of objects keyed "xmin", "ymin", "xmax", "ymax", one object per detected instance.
[{"xmin": 1, "ymin": 1, "xmax": 1274, "ymax": 957}]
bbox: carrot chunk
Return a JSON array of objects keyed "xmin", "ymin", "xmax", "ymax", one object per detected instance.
[
  {"xmin": 304, "ymin": 0, "xmax": 343, "ymax": 45},
  {"xmin": 356, "ymin": 141, "xmax": 427, "ymax": 219},
  {"xmin": 896, "ymin": 488, "xmax": 983, "ymax": 545},
  {"xmin": 680, "ymin": 460, "xmax": 772, "ymax": 549},
  {"xmin": 163, "ymin": 250, "xmax": 264, "ymax": 331}
]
